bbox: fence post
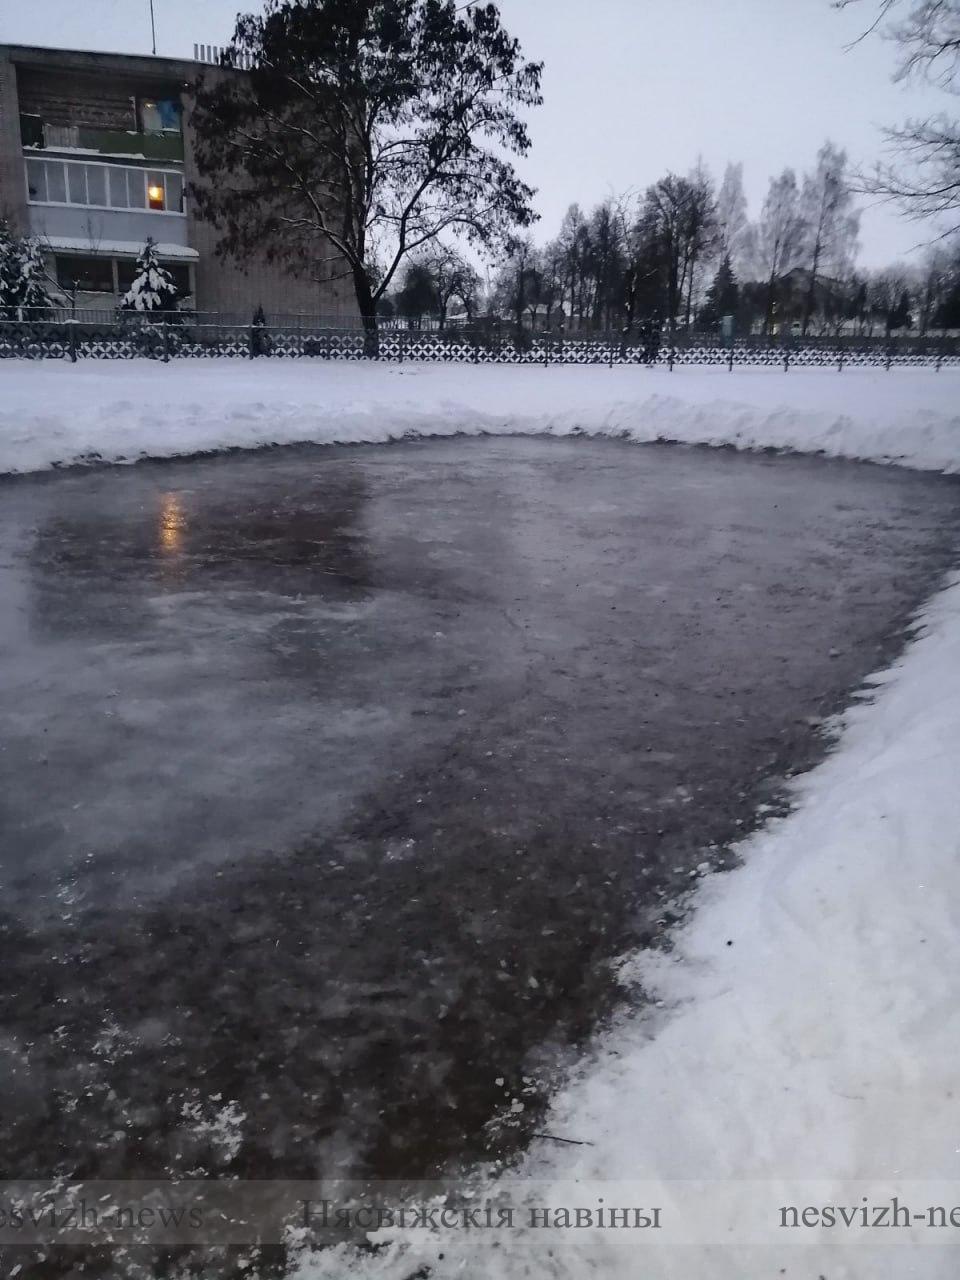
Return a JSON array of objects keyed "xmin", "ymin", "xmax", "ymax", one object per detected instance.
[
  {"xmin": 837, "ymin": 344, "xmax": 845, "ymax": 373},
  {"xmin": 783, "ymin": 346, "xmax": 790, "ymax": 372},
  {"xmin": 608, "ymin": 331, "xmax": 614, "ymax": 368},
  {"xmin": 248, "ymin": 325, "xmax": 255, "ymax": 359},
  {"xmin": 936, "ymin": 344, "xmax": 943, "ymax": 373},
  {"xmin": 162, "ymin": 322, "xmax": 170, "ymax": 364},
  {"xmin": 727, "ymin": 344, "xmax": 733, "ymax": 373},
  {"xmin": 69, "ymin": 322, "xmax": 77, "ymax": 364},
  {"xmin": 668, "ymin": 344, "xmax": 674, "ymax": 372},
  {"xmin": 885, "ymin": 339, "xmax": 893, "ymax": 372}
]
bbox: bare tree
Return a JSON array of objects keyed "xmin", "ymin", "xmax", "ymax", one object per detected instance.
[
  {"xmin": 913, "ymin": 236, "xmax": 959, "ymax": 329},
  {"xmin": 493, "ymin": 236, "xmax": 541, "ymax": 332},
  {"xmin": 799, "ymin": 141, "xmax": 861, "ymax": 333},
  {"xmin": 641, "ymin": 172, "xmax": 717, "ymax": 338},
  {"xmin": 419, "ymin": 243, "xmax": 480, "ymax": 328},
  {"xmin": 752, "ymin": 169, "xmax": 808, "ymax": 333},
  {"xmin": 836, "ymin": 0, "xmax": 960, "ymax": 232},
  {"xmin": 867, "ymin": 266, "xmax": 913, "ymax": 332},
  {"xmin": 681, "ymin": 162, "xmax": 719, "ymax": 329},
  {"xmin": 715, "ymin": 162, "xmax": 750, "ymax": 274},
  {"xmin": 586, "ymin": 200, "xmax": 625, "ymax": 330}
]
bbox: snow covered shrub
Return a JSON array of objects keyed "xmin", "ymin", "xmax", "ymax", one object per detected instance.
[
  {"xmin": 121, "ymin": 239, "xmax": 179, "ymax": 313},
  {"xmin": 16, "ymin": 237, "xmax": 52, "ymax": 317},
  {"xmin": 0, "ymin": 221, "xmax": 51, "ymax": 319}
]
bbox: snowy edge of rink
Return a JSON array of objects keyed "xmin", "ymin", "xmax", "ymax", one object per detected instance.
[
  {"xmin": 0, "ymin": 360, "xmax": 959, "ymax": 475},
  {"xmin": 282, "ymin": 570, "xmax": 960, "ymax": 1280}
]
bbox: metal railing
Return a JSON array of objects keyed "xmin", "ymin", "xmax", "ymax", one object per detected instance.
[{"xmin": 1, "ymin": 319, "xmax": 958, "ymax": 369}]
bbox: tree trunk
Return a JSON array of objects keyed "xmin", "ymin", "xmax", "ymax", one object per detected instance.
[
  {"xmin": 353, "ymin": 265, "xmax": 379, "ymax": 357},
  {"xmin": 684, "ymin": 255, "xmax": 697, "ymax": 332},
  {"xmin": 802, "ymin": 240, "xmax": 822, "ymax": 336},
  {"xmin": 764, "ymin": 270, "xmax": 777, "ymax": 336}
]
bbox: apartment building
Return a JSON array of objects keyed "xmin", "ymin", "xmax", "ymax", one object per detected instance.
[{"xmin": 0, "ymin": 43, "xmax": 357, "ymax": 319}]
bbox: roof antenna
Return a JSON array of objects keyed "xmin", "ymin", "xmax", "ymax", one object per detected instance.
[{"xmin": 149, "ymin": 0, "xmax": 157, "ymax": 54}]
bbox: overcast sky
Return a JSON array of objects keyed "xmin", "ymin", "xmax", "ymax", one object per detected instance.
[{"xmin": 2, "ymin": 0, "xmax": 952, "ymax": 266}]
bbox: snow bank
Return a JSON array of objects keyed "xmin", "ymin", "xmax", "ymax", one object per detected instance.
[
  {"xmin": 1, "ymin": 359, "xmax": 959, "ymax": 476},
  {"xmin": 284, "ymin": 572, "xmax": 960, "ymax": 1279}
]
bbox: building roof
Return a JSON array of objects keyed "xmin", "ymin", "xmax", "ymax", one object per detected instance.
[{"xmin": 0, "ymin": 42, "xmax": 202, "ymax": 81}]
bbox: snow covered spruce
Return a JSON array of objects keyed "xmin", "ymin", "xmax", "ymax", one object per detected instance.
[{"xmin": 119, "ymin": 238, "xmax": 179, "ymax": 313}]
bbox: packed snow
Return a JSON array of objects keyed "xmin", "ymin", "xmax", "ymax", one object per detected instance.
[
  {"xmin": 3, "ymin": 359, "xmax": 959, "ymax": 1277},
  {"xmin": 0, "ymin": 360, "xmax": 959, "ymax": 476}
]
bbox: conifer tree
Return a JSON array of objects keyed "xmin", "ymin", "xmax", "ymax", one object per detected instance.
[
  {"xmin": 0, "ymin": 220, "xmax": 22, "ymax": 318},
  {"xmin": 16, "ymin": 236, "xmax": 52, "ymax": 317},
  {"xmin": 700, "ymin": 254, "xmax": 740, "ymax": 327},
  {"xmin": 121, "ymin": 239, "xmax": 178, "ymax": 312}
]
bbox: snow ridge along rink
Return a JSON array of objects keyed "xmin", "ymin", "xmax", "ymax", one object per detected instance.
[{"xmin": 1, "ymin": 361, "xmax": 959, "ymax": 475}]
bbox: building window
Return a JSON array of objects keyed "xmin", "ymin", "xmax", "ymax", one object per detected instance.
[
  {"xmin": 138, "ymin": 98, "xmax": 182, "ymax": 134},
  {"xmin": 25, "ymin": 157, "xmax": 47, "ymax": 202},
  {"xmin": 55, "ymin": 256, "xmax": 115, "ymax": 294},
  {"xmin": 145, "ymin": 172, "xmax": 183, "ymax": 212},
  {"xmin": 19, "ymin": 113, "xmax": 44, "ymax": 148},
  {"xmin": 24, "ymin": 159, "xmax": 185, "ymax": 215}
]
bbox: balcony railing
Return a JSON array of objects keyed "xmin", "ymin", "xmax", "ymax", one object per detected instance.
[{"xmin": 21, "ymin": 117, "xmax": 183, "ymax": 162}]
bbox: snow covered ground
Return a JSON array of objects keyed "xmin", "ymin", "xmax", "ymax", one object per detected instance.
[
  {"xmin": 0, "ymin": 359, "xmax": 959, "ymax": 475},
  {"xmin": 3, "ymin": 360, "xmax": 960, "ymax": 1276}
]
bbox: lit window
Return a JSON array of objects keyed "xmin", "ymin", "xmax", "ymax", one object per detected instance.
[
  {"xmin": 147, "ymin": 174, "xmax": 165, "ymax": 211},
  {"xmin": 23, "ymin": 160, "xmax": 184, "ymax": 214}
]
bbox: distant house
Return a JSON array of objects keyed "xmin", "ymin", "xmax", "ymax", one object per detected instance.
[{"xmin": 0, "ymin": 43, "xmax": 358, "ymax": 319}]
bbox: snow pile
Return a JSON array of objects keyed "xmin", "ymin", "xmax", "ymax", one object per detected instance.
[
  {"xmin": 1, "ymin": 360, "xmax": 960, "ymax": 476},
  {"xmin": 284, "ymin": 571, "xmax": 960, "ymax": 1278}
]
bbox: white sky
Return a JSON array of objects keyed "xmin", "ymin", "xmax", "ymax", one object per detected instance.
[{"xmin": 1, "ymin": 0, "xmax": 953, "ymax": 266}]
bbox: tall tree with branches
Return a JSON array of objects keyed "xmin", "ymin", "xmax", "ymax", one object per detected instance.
[
  {"xmin": 715, "ymin": 161, "xmax": 750, "ymax": 274},
  {"xmin": 753, "ymin": 168, "xmax": 808, "ymax": 333},
  {"xmin": 419, "ymin": 241, "xmax": 480, "ymax": 326},
  {"xmin": 799, "ymin": 141, "xmax": 861, "ymax": 333},
  {"xmin": 639, "ymin": 172, "xmax": 717, "ymax": 338},
  {"xmin": 189, "ymin": 0, "xmax": 542, "ymax": 344},
  {"xmin": 836, "ymin": 0, "xmax": 960, "ymax": 232}
]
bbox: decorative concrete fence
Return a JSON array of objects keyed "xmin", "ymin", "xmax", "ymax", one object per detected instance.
[{"xmin": 1, "ymin": 320, "xmax": 958, "ymax": 369}]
